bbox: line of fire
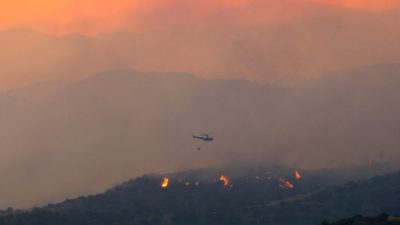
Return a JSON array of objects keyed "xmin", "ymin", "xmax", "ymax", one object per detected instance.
[{"xmin": 160, "ymin": 170, "xmax": 302, "ymax": 190}]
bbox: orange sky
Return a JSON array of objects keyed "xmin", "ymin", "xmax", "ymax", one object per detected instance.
[
  {"xmin": 1, "ymin": 0, "xmax": 400, "ymax": 35},
  {"xmin": 316, "ymin": 0, "xmax": 400, "ymax": 10}
]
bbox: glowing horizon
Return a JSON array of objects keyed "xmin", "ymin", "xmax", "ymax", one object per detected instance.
[{"xmin": 1, "ymin": 0, "xmax": 400, "ymax": 35}]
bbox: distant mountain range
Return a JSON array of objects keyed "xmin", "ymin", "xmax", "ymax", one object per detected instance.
[
  {"xmin": 0, "ymin": 164, "xmax": 399, "ymax": 225},
  {"xmin": 1, "ymin": 7, "xmax": 400, "ymax": 90}
]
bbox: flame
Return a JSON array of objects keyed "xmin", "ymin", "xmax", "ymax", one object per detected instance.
[
  {"xmin": 220, "ymin": 175, "xmax": 230, "ymax": 186},
  {"xmin": 279, "ymin": 178, "xmax": 294, "ymax": 189},
  {"xmin": 294, "ymin": 170, "xmax": 302, "ymax": 180},
  {"xmin": 161, "ymin": 177, "xmax": 169, "ymax": 188}
]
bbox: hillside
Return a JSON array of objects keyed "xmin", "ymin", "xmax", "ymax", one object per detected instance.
[
  {"xmin": 243, "ymin": 171, "xmax": 400, "ymax": 225},
  {"xmin": 322, "ymin": 214, "xmax": 400, "ymax": 225},
  {"xmin": 0, "ymin": 165, "xmax": 399, "ymax": 225}
]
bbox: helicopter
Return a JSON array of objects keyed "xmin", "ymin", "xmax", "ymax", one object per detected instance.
[{"xmin": 192, "ymin": 134, "xmax": 214, "ymax": 142}]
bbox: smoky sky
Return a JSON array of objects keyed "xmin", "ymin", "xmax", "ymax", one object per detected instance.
[
  {"xmin": 1, "ymin": 7, "xmax": 400, "ymax": 91},
  {"xmin": 2, "ymin": 0, "xmax": 400, "ymax": 35}
]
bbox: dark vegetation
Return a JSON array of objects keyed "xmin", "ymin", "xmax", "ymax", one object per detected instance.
[
  {"xmin": 322, "ymin": 214, "xmax": 400, "ymax": 225},
  {"xmin": 0, "ymin": 164, "xmax": 399, "ymax": 225}
]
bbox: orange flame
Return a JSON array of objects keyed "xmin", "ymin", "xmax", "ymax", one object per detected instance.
[
  {"xmin": 220, "ymin": 175, "xmax": 230, "ymax": 186},
  {"xmin": 279, "ymin": 178, "xmax": 294, "ymax": 189},
  {"xmin": 161, "ymin": 177, "xmax": 169, "ymax": 188},
  {"xmin": 294, "ymin": 170, "xmax": 302, "ymax": 180}
]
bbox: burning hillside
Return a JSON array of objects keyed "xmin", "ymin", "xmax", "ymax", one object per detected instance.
[
  {"xmin": 157, "ymin": 169, "xmax": 303, "ymax": 191},
  {"xmin": 219, "ymin": 175, "xmax": 230, "ymax": 186},
  {"xmin": 295, "ymin": 170, "xmax": 302, "ymax": 180},
  {"xmin": 279, "ymin": 178, "xmax": 295, "ymax": 189},
  {"xmin": 1, "ymin": 164, "xmax": 399, "ymax": 225},
  {"xmin": 161, "ymin": 178, "xmax": 169, "ymax": 188}
]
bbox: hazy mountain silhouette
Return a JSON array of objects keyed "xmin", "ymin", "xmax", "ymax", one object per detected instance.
[{"xmin": 1, "ymin": 7, "xmax": 400, "ymax": 90}]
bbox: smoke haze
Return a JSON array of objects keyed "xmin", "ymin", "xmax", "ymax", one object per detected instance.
[
  {"xmin": 1, "ymin": 8, "xmax": 400, "ymax": 90},
  {"xmin": 0, "ymin": 64, "xmax": 399, "ymax": 208}
]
